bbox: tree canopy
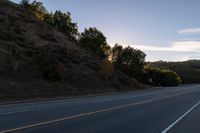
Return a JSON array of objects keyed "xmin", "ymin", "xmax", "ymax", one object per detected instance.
[
  {"xmin": 49, "ymin": 10, "xmax": 78, "ymax": 40},
  {"xmin": 111, "ymin": 44, "xmax": 146, "ymax": 77},
  {"xmin": 20, "ymin": 0, "xmax": 78, "ymax": 41},
  {"xmin": 20, "ymin": 0, "xmax": 47, "ymax": 20},
  {"xmin": 79, "ymin": 27, "xmax": 110, "ymax": 59}
]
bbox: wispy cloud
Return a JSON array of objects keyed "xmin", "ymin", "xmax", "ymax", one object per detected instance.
[
  {"xmin": 172, "ymin": 41, "xmax": 200, "ymax": 52},
  {"xmin": 132, "ymin": 41, "xmax": 200, "ymax": 52},
  {"xmin": 178, "ymin": 28, "xmax": 200, "ymax": 35},
  {"xmin": 132, "ymin": 45, "xmax": 176, "ymax": 51}
]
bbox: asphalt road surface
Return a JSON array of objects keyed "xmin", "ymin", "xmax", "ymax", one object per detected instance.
[{"xmin": 0, "ymin": 85, "xmax": 200, "ymax": 133}]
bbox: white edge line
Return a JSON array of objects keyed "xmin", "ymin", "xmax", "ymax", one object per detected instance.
[{"xmin": 161, "ymin": 100, "xmax": 200, "ymax": 133}]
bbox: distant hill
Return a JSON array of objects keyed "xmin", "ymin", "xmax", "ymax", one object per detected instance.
[
  {"xmin": 148, "ymin": 60, "xmax": 200, "ymax": 84},
  {"xmin": 0, "ymin": 0, "xmax": 144, "ymax": 101}
]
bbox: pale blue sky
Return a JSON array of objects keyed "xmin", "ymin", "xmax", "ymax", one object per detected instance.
[{"xmin": 11, "ymin": 0, "xmax": 200, "ymax": 61}]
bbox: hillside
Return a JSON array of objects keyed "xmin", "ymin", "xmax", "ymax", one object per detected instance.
[
  {"xmin": 0, "ymin": 0, "xmax": 145, "ymax": 101},
  {"xmin": 148, "ymin": 60, "xmax": 200, "ymax": 84}
]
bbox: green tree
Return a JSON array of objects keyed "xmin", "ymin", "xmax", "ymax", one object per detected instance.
[
  {"xmin": 20, "ymin": 0, "xmax": 47, "ymax": 20},
  {"xmin": 30, "ymin": 0, "xmax": 47, "ymax": 20},
  {"xmin": 20, "ymin": 0, "xmax": 30, "ymax": 8},
  {"xmin": 79, "ymin": 27, "xmax": 110, "ymax": 59},
  {"xmin": 53, "ymin": 10, "xmax": 78, "ymax": 40},
  {"xmin": 43, "ymin": 12, "xmax": 54, "ymax": 25},
  {"xmin": 111, "ymin": 45, "xmax": 146, "ymax": 77},
  {"xmin": 20, "ymin": 0, "xmax": 78, "ymax": 41},
  {"xmin": 111, "ymin": 44, "xmax": 123, "ymax": 63}
]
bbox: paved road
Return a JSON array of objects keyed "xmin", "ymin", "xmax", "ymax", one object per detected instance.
[{"xmin": 0, "ymin": 85, "xmax": 200, "ymax": 133}]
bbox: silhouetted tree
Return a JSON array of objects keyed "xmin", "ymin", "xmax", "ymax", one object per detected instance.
[
  {"xmin": 20, "ymin": 0, "xmax": 78, "ymax": 41},
  {"xmin": 111, "ymin": 44, "xmax": 123, "ymax": 63},
  {"xmin": 79, "ymin": 27, "xmax": 110, "ymax": 59},
  {"xmin": 20, "ymin": 0, "xmax": 30, "ymax": 8},
  {"xmin": 52, "ymin": 10, "xmax": 78, "ymax": 40},
  {"xmin": 30, "ymin": 1, "xmax": 47, "ymax": 20},
  {"xmin": 20, "ymin": 0, "xmax": 47, "ymax": 20},
  {"xmin": 43, "ymin": 12, "xmax": 54, "ymax": 25},
  {"xmin": 111, "ymin": 44, "xmax": 146, "ymax": 77}
]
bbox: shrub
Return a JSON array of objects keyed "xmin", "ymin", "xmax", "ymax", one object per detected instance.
[{"xmin": 145, "ymin": 68, "xmax": 182, "ymax": 87}]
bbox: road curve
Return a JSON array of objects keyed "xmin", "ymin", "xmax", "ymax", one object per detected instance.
[{"xmin": 0, "ymin": 85, "xmax": 200, "ymax": 133}]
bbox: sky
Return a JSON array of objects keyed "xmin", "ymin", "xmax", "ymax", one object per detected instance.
[{"xmin": 11, "ymin": 0, "xmax": 200, "ymax": 61}]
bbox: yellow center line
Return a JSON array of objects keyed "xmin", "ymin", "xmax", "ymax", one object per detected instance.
[{"xmin": 0, "ymin": 90, "xmax": 196, "ymax": 133}]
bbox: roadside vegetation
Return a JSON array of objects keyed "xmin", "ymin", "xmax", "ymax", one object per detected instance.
[
  {"xmin": 148, "ymin": 60, "xmax": 200, "ymax": 84},
  {"xmin": 19, "ymin": 0, "xmax": 182, "ymax": 87},
  {"xmin": 144, "ymin": 68, "xmax": 181, "ymax": 86}
]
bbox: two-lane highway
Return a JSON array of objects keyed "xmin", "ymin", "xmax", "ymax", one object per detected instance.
[{"xmin": 0, "ymin": 85, "xmax": 200, "ymax": 133}]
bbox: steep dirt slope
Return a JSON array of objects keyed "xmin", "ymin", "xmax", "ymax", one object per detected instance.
[{"xmin": 0, "ymin": 0, "xmax": 143, "ymax": 100}]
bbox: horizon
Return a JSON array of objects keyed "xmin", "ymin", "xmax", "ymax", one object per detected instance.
[{"xmin": 11, "ymin": 0, "xmax": 200, "ymax": 61}]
